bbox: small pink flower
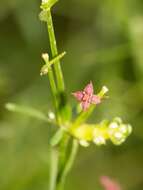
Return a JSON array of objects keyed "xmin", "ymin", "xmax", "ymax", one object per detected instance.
[
  {"xmin": 100, "ymin": 176, "xmax": 121, "ymax": 190},
  {"xmin": 72, "ymin": 81, "xmax": 101, "ymax": 111}
]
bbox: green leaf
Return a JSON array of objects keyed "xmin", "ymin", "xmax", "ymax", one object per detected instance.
[{"xmin": 5, "ymin": 103, "xmax": 50, "ymax": 123}]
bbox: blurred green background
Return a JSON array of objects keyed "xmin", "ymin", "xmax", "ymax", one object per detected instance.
[{"xmin": 0, "ymin": 0, "xmax": 143, "ymax": 189}]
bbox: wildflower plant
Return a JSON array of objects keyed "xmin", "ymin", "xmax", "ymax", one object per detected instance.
[{"xmin": 5, "ymin": 0, "xmax": 132, "ymax": 190}]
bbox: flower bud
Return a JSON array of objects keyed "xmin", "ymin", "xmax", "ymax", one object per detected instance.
[
  {"xmin": 48, "ymin": 111, "xmax": 55, "ymax": 120},
  {"xmin": 79, "ymin": 140, "xmax": 90, "ymax": 147},
  {"xmin": 93, "ymin": 136, "xmax": 106, "ymax": 145},
  {"xmin": 108, "ymin": 118, "xmax": 132, "ymax": 145},
  {"xmin": 42, "ymin": 53, "xmax": 49, "ymax": 62},
  {"xmin": 40, "ymin": 65, "xmax": 49, "ymax": 76},
  {"xmin": 98, "ymin": 86, "xmax": 109, "ymax": 98}
]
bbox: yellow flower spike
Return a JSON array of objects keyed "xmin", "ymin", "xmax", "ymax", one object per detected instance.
[
  {"xmin": 93, "ymin": 128, "xmax": 107, "ymax": 145},
  {"xmin": 72, "ymin": 124, "xmax": 94, "ymax": 141},
  {"xmin": 71, "ymin": 123, "xmax": 109, "ymax": 146},
  {"xmin": 70, "ymin": 117, "xmax": 132, "ymax": 147}
]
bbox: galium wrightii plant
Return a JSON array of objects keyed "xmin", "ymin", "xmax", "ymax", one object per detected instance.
[{"xmin": 5, "ymin": 0, "xmax": 132, "ymax": 190}]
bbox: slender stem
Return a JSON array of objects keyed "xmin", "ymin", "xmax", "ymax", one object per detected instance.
[
  {"xmin": 45, "ymin": 7, "xmax": 75, "ymax": 190},
  {"xmin": 49, "ymin": 52, "xmax": 66, "ymax": 66},
  {"xmin": 61, "ymin": 140, "xmax": 79, "ymax": 183},
  {"xmin": 57, "ymin": 135, "xmax": 70, "ymax": 180},
  {"xmin": 50, "ymin": 128, "xmax": 64, "ymax": 147},
  {"xmin": 49, "ymin": 148, "xmax": 59, "ymax": 190},
  {"xmin": 47, "ymin": 9, "xmax": 65, "ymax": 92},
  {"xmin": 72, "ymin": 105, "xmax": 96, "ymax": 129},
  {"xmin": 42, "ymin": 57, "xmax": 58, "ymax": 120},
  {"xmin": 48, "ymin": 68, "xmax": 58, "ymax": 109},
  {"xmin": 56, "ymin": 139, "xmax": 79, "ymax": 190}
]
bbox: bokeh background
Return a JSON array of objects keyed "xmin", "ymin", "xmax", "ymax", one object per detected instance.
[{"xmin": 0, "ymin": 0, "xmax": 143, "ymax": 189}]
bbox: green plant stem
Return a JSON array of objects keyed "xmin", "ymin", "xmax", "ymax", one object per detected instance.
[
  {"xmin": 56, "ymin": 139, "xmax": 79, "ymax": 190},
  {"xmin": 57, "ymin": 135, "xmax": 70, "ymax": 182},
  {"xmin": 72, "ymin": 105, "xmax": 96, "ymax": 130},
  {"xmin": 48, "ymin": 68, "xmax": 58, "ymax": 110},
  {"xmin": 49, "ymin": 148, "xmax": 59, "ymax": 190},
  {"xmin": 42, "ymin": 52, "xmax": 59, "ymax": 121},
  {"xmin": 45, "ymin": 8, "xmax": 75, "ymax": 190},
  {"xmin": 47, "ymin": 9, "xmax": 65, "ymax": 92}
]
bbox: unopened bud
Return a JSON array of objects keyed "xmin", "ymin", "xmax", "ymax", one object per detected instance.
[
  {"xmin": 98, "ymin": 86, "xmax": 109, "ymax": 98},
  {"xmin": 40, "ymin": 65, "xmax": 49, "ymax": 76},
  {"xmin": 42, "ymin": 53, "xmax": 49, "ymax": 62},
  {"xmin": 48, "ymin": 111, "xmax": 55, "ymax": 120},
  {"xmin": 93, "ymin": 136, "xmax": 106, "ymax": 145},
  {"xmin": 79, "ymin": 140, "xmax": 89, "ymax": 147},
  {"xmin": 102, "ymin": 86, "xmax": 109, "ymax": 94},
  {"xmin": 108, "ymin": 118, "xmax": 132, "ymax": 145}
]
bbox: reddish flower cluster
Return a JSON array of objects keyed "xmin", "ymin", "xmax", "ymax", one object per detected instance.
[{"xmin": 72, "ymin": 81, "xmax": 101, "ymax": 111}]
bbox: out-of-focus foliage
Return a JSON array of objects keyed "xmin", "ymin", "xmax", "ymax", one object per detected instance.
[{"xmin": 0, "ymin": 0, "xmax": 143, "ymax": 190}]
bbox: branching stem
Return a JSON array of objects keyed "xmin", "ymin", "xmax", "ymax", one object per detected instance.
[{"xmin": 47, "ymin": 9, "xmax": 65, "ymax": 93}]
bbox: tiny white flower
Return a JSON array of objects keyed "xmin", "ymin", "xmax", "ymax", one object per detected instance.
[
  {"xmin": 109, "ymin": 122, "xmax": 119, "ymax": 129},
  {"xmin": 102, "ymin": 86, "xmax": 109, "ymax": 94},
  {"xmin": 79, "ymin": 140, "xmax": 89, "ymax": 147},
  {"xmin": 120, "ymin": 124, "xmax": 127, "ymax": 134},
  {"xmin": 93, "ymin": 136, "xmax": 106, "ymax": 145},
  {"xmin": 42, "ymin": 53, "xmax": 49, "ymax": 61},
  {"xmin": 114, "ymin": 132, "xmax": 122, "ymax": 139},
  {"xmin": 48, "ymin": 111, "xmax": 55, "ymax": 120}
]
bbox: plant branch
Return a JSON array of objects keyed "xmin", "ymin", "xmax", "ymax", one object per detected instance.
[
  {"xmin": 46, "ymin": 9, "xmax": 65, "ymax": 93},
  {"xmin": 41, "ymin": 53, "xmax": 59, "ymax": 115},
  {"xmin": 56, "ymin": 139, "xmax": 79, "ymax": 190},
  {"xmin": 49, "ymin": 148, "xmax": 59, "ymax": 190}
]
